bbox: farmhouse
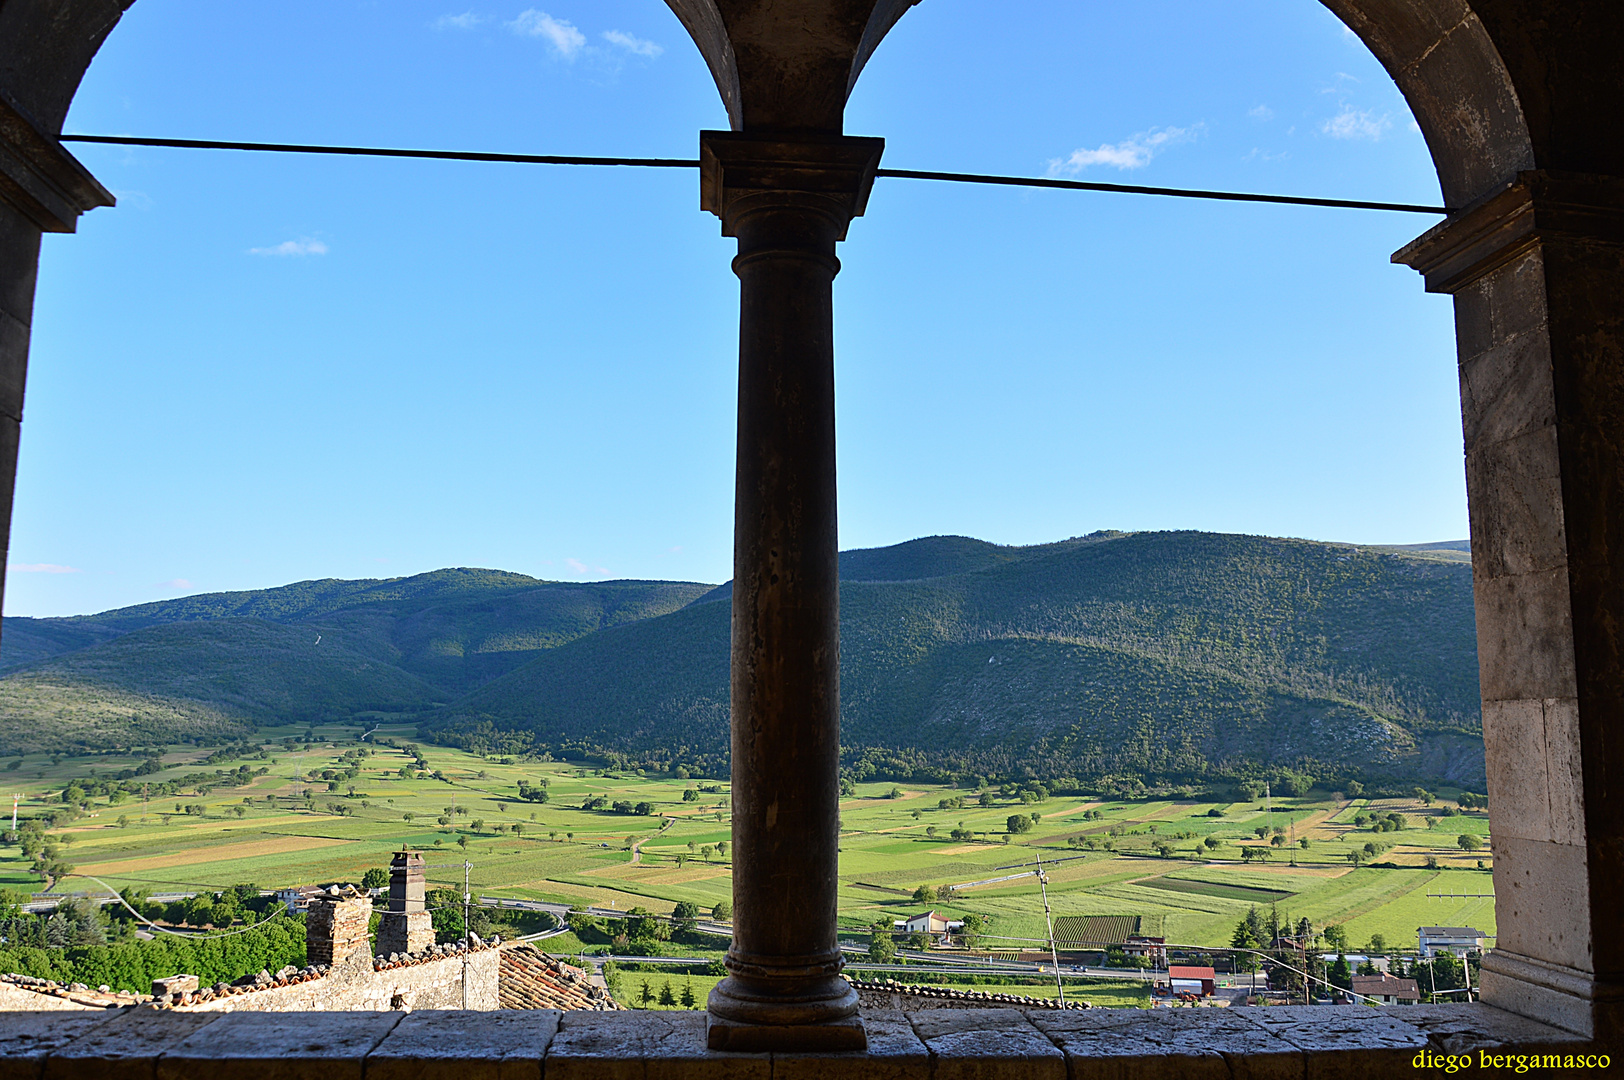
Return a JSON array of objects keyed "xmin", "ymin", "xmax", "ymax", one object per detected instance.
[
  {"xmin": 895, "ymin": 911, "xmax": 962, "ymax": 942},
  {"xmin": 1419, "ymin": 927, "xmax": 1487, "ymax": 958},
  {"xmin": 1352, "ymin": 974, "xmax": 1421, "ymax": 1005}
]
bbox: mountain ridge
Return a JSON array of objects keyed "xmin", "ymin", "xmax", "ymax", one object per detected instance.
[{"xmin": 0, "ymin": 532, "xmax": 1482, "ymax": 786}]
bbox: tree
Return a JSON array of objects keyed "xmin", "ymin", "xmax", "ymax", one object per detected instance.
[
  {"xmin": 711, "ymin": 900, "xmax": 732, "ymax": 921},
  {"xmin": 1203, "ymin": 836, "xmax": 1220, "ymax": 851},
  {"xmin": 958, "ymin": 913, "xmax": 986, "ymax": 947},
  {"xmin": 1458, "ymin": 834, "xmax": 1484, "ymax": 852},
  {"xmin": 457, "ymin": 835, "xmax": 469, "ymax": 850},
  {"xmin": 1368, "ymin": 933, "xmax": 1387, "ymax": 955},
  {"xmin": 1329, "ymin": 953, "xmax": 1353, "ymax": 992},
  {"xmin": 1006, "ymin": 814, "xmax": 1033, "ymax": 835},
  {"xmin": 680, "ymin": 982, "xmax": 697, "ymax": 1008},
  {"xmin": 671, "ymin": 901, "xmax": 699, "ymax": 934},
  {"xmin": 1323, "ymin": 924, "xmax": 1349, "ymax": 952},
  {"xmin": 886, "ymin": 787, "xmax": 903, "ymax": 799},
  {"xmin": 682, "ymin": 789, "xmax": 699, "ymax": 803},
  {"xmin": 716, "ymin": 840, "xmax": 729, "ymax": 859},
  {"xmin": 1230, "ymin": 916, "xmax": 1261, "ymax": 971},
  {"xmin": 658, "ymin": 982, "xmax": 677, "ymax": 1006},
  {"xmin": 912, "ymin": 885, "xmax": 936, "ymax": 904},
  {"xmin": 639, "ymin": 980, "xmax": 655, "ymax": 1005},
  {"xmin": 866, "ymin": 923, "xmax": 896, "ymax": 963},
  {"xmin": 361, "ymin": 868, "xmax": 389, "ymax": 891}
]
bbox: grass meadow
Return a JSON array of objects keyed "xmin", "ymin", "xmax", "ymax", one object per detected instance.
[{"xmin": 0, "ymin": 723, "xmax": 1496, "ymax": 1003}]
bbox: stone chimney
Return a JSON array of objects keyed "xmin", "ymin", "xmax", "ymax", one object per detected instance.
[
  {"xmin": 377, "ymin": 850, "xmax": 434, "ymax": 956},
  {"xmin": 307, "ymin": 885, "xmax": 373, "ymax": 967}
]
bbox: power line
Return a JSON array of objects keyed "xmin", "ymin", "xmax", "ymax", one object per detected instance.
[{"xmin": 59, "ymin": 134, "xmax": 1451, "ymax": 215}]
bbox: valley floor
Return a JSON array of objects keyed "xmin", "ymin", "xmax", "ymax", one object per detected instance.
[{"xmin": 0, "ymin": 724, "xmax": 1494, "ymax": 1001}]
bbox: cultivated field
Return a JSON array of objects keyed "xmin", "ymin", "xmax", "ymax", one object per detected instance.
[{"xmin": 0, "ymin": 724, "xmax": 1495, "ymax": 960}]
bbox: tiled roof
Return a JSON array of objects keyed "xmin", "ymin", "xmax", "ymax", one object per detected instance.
[
  {"xmin": 499, "ymin": 945, "xmax": 622, "ymax": 1011},
  {"xmin": 1351, "ymin": 975, "xmax": 1420, "ymax": 999}
]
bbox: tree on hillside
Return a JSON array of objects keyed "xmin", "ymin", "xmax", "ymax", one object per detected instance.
[
  {"xmin": 361, "ymin": 868, "xmax": 389, "ymax": 891},
  {"xmin": 1458, "ymin": 834, "xmax": 1483, "ymax": 852},
  {"xmin": 1006, "ymin": 814, "xmax": 1032, "ymax": 835},
  {"xmin": 671, "ymin": 902, "xmax": 699, "ymax": 934},
  {"xmin": 912, "ymin": 885, "xmax": 936, "ymax": 904}
]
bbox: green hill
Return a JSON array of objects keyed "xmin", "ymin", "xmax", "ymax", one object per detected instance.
[
  {"xmin": 425, "ymin": 531, "xmax": 1483, "ymax": 785},
  {"xmin": 0, "ymin": 571, "xmax": 712, "ymax": 752},
  {"xmin": 0, "ymin": 532, "xmax": 1484, "ymax": 784}
]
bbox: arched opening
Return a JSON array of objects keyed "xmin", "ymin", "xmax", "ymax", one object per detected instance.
[{"xmin": 0, "ymin": 0, "xmax": 1620, "ymax": 1050}]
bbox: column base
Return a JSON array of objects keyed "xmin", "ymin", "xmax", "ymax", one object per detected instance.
[
  {"xmin": 706, "ymin": 1013, "xmax": 867, "ymax": 1053},
  {"xmin": 706, "ymin": 974, "xmax": 866, "ymax": 1051},
  {"xmin": 1480, "ymin": 949, "xmax": 1624, "ymax": 1040}
]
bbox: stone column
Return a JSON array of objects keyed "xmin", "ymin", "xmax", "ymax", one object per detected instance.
[
  {"xmin": 699, "ymin": 131, "xmax": 882, "ymax": 1053},
  {"xmin": 0, "ymin": 95, "xmax": 113, "ymax": 643},
  {"xmin": 1396, "ymin": 171, "xmax": 1624, "ymax": 1039}
]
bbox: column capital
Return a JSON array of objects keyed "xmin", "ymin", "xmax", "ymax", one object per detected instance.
[
  {"xmin": 700, "ymin": 130, "xmax": 884, "ymax": 239},
  {"xmin": 0, "ymin": 91, "xmax": 113, "ymax": 234},
  {"xmin": 1393, "ymin": 170, "xmax": 1624, "ymax": 294}
]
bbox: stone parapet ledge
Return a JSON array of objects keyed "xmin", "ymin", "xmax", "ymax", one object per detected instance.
[{"xmin": 0, "ymin": 1002, "xmax": 1598, "ymax": 1080}]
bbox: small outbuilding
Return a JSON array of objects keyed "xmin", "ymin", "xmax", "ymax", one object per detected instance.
[
  {"xmin": 1351, "ymin": 974, "xmax": 1421, "ymax": 1005},
  {"xmin": 1166, "ymin": 965, "xmax": 1217, "ymax": 997}
]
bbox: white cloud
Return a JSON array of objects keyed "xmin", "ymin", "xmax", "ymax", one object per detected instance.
[
  {"xmin": 565, "ymin": 558, "xmax": 610, "ymax": 576},
  {"xmin": 603, "ymin": 30, "xmax": 662, "ymax": 57},
  {"xmin": 159, "ymin": 578, "xmax": 193, "ymax": 590},
  {"xmin": 1248, "ymin": 105, "xmax": 1274, "ymax": 122},
  {"xmin": 248, "ymin": 238, "xmax": 329, "ymax": 257},
  {"xmin": 434, "ymin": 12, "xmax": 484, "ymax": 30},
  {"xmin": 508, "ymin": 10, "xmax": 586, "ymax": 57},
  {"xmin": 1047, "ymin": 126, "xmax": 1198, "ymax": 174},
  {"xmin": 7, "ymin": 563, "xmax": 80, "ymax": 574},
  {"xmin": 1322, "ymin": 106, "xmax": 1391, "ymax": 141}
]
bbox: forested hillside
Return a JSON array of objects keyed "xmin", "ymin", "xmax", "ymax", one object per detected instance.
[
  {"xmin": 0, "ymin": 532, "xmax": 1483, "ymax": 785},
  {"xmin": 425, "ymin": 531, "xmax": 1483, "ymax": 785},
  {"xmin": 0, "ymin": 571, "xmax": 711, "ymax": 753}
]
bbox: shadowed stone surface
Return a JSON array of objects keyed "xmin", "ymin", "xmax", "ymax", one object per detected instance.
[
  {"xmin": 154, "ymin": 1011, "xmax": 403, "ymax": 1080},
  {"xmin": 548, "ymin": 1010, "xmax": 770, "ymax": 1080},
  {"xmin": 0, "ymin": 1010, "xmax": 117, "ymax": 1080},
  {"xmin": 1236, "ymin": 1005, "xmax": 1431, "ymax": 1080},
  {"xmin": 1031, "ymin": 1008, "xmax": 1304, "ymax": 1080},
  {"xmin": 905, "ymin": 1009, "xmax": 1066, "ymax": 1080},
  {"xmin": 0, "ymin": 1004, "xmax": 1597, "ymax": 1080},
  {"xmin": 773, "ymin": 1010, "xmax": 927, "ymax": 1080},
  {"xmin": 41, "ymin": 1010, "xmax": 220, "ymax": 1080},
  {"xmin": 364, "ymin": 1009, "xmax": 558, "ymax": 1080}
]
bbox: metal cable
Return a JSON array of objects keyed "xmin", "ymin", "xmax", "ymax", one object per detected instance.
[{"xmin": 59, "ymin": 134, "xmax": 1451, "ymax": 214}]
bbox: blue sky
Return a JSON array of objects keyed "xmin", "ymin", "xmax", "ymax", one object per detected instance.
[{"xmin": 9, "ymin": 0, "xmax": 1462, "ymax": 616}]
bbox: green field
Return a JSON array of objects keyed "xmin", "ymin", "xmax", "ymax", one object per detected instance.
[{"xmin": 0, "ymin": 727, "xmax": 1496, "ymax": 983}]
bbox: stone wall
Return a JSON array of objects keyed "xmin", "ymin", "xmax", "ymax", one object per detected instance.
[{"xmin": 181, "ymin": 948, "xmax": 499, "ymax": 1013}]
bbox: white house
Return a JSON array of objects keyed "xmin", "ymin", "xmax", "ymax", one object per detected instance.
[
  {"xmin": 1351, "ymin": 974, "xmax": 1421, "ymax": 1004},
  {"xmin": 1418, "ymin": 927, "xmax": 1485, "ymax": 958},
  {"xmin": 894, "ymin": 911, "xmax": 964, "ymax": 942}
]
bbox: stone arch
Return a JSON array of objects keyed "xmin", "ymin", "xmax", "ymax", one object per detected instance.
[{"xmin": 3, "ymin": 0, "xmax": 1623, "ymax": 1045}]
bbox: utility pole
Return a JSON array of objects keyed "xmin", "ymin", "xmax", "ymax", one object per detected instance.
[
  {"xmin": 10, "ymin": 793, "xmax": 18, "ymax": 833},
  {"xmin": 1034, "ymin": 848, "xmax": 1064, "ymax": 1005},
  {"xmin": 462, "ymin": 860, "xmax": 472, "ymax": 1009}
]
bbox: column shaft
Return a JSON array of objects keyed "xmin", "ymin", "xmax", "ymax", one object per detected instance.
[{"xmin": 699, "ymin": 132, "xmax": 881, "ymax": 1052}]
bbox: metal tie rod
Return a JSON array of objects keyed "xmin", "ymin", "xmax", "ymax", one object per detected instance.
[{"xmin": 60, "ymin": 134, "xmax": 1452, "ymax": 215}]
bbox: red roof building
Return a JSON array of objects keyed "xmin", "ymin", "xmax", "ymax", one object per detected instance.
[{"xmin": 1167, "ymin": 966, "xmax": 1217, "ymax": 997}]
